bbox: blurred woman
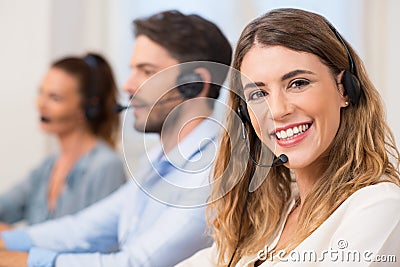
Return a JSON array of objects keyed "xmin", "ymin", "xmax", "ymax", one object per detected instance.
[
  {"xmin": 0, "ymin": 53, "xmax": 126, "ymax": 227},
  {"xmin": 177, "ymin": 8, "xmax": 400, "ymax": 267}
]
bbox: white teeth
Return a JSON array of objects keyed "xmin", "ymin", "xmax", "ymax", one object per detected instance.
[
  {"xmin": 286, "ymin": 128, "xmax": 294, "ymax": 138},
  {"xmin": 275, "ymin": 124, "xmax": 310, "ymax": 140}
]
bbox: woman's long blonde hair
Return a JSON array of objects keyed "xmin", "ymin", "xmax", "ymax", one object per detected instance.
[{"xmin": 208, "ymin": 8, "xmax": 400, "ymax": 266}]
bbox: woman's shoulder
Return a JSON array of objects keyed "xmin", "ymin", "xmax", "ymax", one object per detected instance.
[
  {"xmin": 295, "ymin": 182, "xmax": 400, "ymax": 263},
  {"xmin": 89, "ymin": 140, "xmax": 123, "ymax": 163},
  {"xmin": 337, "ymin": 181, "xmax": 400, "ymax": 223},
  {"xmin": 30, "ymin": 154, "xmax": 57, "ymax": 177},
  {"xmin": 349, "ymin": 182, "xmax": 400, "ymax": 204}
]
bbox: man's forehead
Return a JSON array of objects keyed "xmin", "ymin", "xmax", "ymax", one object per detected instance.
[{"xmin": 130, "ymin": 35, "xmax": 177, "ymax": 66}]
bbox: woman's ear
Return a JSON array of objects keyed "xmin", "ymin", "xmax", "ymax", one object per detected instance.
[
  {"xmin": 78, "ymin": 107, "xmax": 88, "ymax": 123},
  {"xmin": 336, "ymin": 71, "xmax": 349, "ymax": 107}
]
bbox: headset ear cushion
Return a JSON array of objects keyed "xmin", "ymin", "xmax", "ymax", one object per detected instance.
[
  {"xmin": 85, "ymin": 103, "xmax": 101, "ymax": 120},
  {"xmin": 176, "ymin": 73, "xmax": 204, "ymax": 99},
  {"xmin": 342, "ymin": 70, "xmax": 361, "ymax": 105},
  {"xmin": 238, "ymin": 103, "xmax": 251, "ymax": 124}
]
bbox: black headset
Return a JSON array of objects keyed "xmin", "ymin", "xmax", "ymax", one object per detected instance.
[
  {"xmin": 176, "ymin": 72, "xmax": 204, "ymax": 99},
  {"xmin": 83, "ymin": 54, "xmax": 101, "ymax": 121},
  {"xmin": 328, "ymin": 24, "xmax": 362, "ymax": 106},
  {"xmin": 237, "ymin": 101, "xmax": 251, "ymax": 125}
]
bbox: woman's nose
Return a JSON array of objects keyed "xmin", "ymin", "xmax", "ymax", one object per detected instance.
[{"xmin": 268, "ymin": 91, "xmax": 292, "ymax": 121}]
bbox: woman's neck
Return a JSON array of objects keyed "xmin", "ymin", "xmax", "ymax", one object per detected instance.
[
  {"xmin": 57, "ymin": 129, "xmax": 97, "ymax": 159},
  {"xmin": 293, "ymin": 161, "xmax": 325, "ymax": 207}
]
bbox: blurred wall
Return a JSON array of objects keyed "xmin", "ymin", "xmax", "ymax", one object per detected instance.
[
  {"xmin": 0, "ymin": 1, "xmax": 51, "ymax": 190},
  {"xmin": 0, "ymin": 0, "xmax": 399, "ymax": 191},
  {"xmin": 0, "ymin": 0, "xmax": 114, "ymax": 191}
]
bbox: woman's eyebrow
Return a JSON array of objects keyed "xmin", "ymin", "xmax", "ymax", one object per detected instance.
[
  {"xmin": 243, "ymin": 81, "xmax": 265, "ymax": 91},
  {"xmin": 243, "ymin": 69, "xmax": 315, "ymax": 91},
  {"xmin": 281, "ymin": 69, "xmax": 315, "ymax": 81}
]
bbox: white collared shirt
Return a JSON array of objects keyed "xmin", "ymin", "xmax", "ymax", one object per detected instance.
[{"xmin": 177, "ymin": 182, "xmax": 400, "ymax": 267}]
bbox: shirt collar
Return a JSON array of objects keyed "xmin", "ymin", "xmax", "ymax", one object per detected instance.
[
  {"xmin": 145, "ymin": 116, "xmax": 219, "ymax": 167},
  {"xmin": 166, "ymin": 117, "xmax": 219, "ymax": 168}
]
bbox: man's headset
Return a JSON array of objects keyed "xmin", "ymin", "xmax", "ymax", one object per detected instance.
[{"xmin": 176, "ymin": 72, "xmax": 204, "ymax": 99}]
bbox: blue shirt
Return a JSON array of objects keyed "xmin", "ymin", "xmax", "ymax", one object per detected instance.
[
  {"xmin": 2, "ymin": 118, "xmax": 218, "ymax": 267},
  {"xmin": 0, "ymin": 140, "xmax": 126, "ymax": 225}
]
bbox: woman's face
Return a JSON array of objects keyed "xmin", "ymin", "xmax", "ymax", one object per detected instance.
[
  {"xmin": 240, "ymin": 45, "xmax": 347, "ymax": 170},
  {"xmin": 36, "ymin": 67, "xmax": 86, "ymax": 135}
]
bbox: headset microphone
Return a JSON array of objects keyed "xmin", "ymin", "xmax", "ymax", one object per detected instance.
[
  {"xmin": 40, "ymin": 117, "xmax": 51, "ymax": 123},
  {"xmin": 113, "ymin": 103, "xmax": 132, "ymax": 113},
  {"xmin": 249, "ymin": 151, "xmax": 288, "ymax": 168},
  {"xmin": 270, "ymin": 154, "xmax": 288, "ymax": 167},
  {"xmin": 39, "ymin": 114, "xmax": 77, "ymax": 124}
]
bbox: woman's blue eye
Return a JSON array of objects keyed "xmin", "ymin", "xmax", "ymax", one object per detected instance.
[
  {"xmin": 248, "ymin": 90, "xmax": 267, "ymax": 101},
  {"xmin": 289, "ymin": 79, "xmax": 310, "ymax": 89}
]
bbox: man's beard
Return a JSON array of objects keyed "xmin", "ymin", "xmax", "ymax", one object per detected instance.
[{"xmin": 133, "ymin": 105, "xmax": 181, "ymax": 134}]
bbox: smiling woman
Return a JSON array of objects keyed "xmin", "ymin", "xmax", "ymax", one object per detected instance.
[
  {"xmin": 241, "ymin": 45, "xmax": 347, "ymax": 170},
  {"xmin": 176, "ymin": 8, "xmax": 400, "ymax": 267}
]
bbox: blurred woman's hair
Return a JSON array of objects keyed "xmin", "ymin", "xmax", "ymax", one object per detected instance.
[{"xmin": 52, "ymin": 53, "xmax": 119, "ymax": 147}]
